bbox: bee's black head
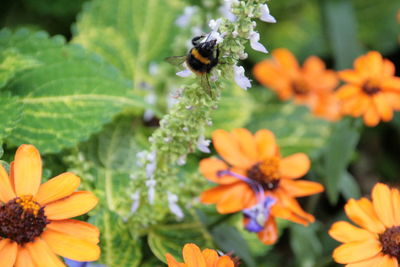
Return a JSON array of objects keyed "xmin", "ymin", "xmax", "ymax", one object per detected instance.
[{"xmin": 196, "ymin": 39, "xmax": 217, "ymax": 56}]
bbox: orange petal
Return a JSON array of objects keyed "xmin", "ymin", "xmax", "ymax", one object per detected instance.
[
  {"xmin": 363, "ymin": 107, "xmax": 380, "ymax": 127},
  {"xmin": 166, "ymin": 253, "xmax": 186, "ymax": 267},
  {"xmin": 257, "ymin": 217, "xmax": 278, "ymax": 245},
  {"xmin": 377, "ymin": 254, "xmax": 398, "ymax": 267},
  {"xmin": 373, "ymin": 94, "xmax": 393, "ymax": 122},
  {"xmin": 44, "ymin": 191, "xmax": 98, "ymax": 220},
  {"xmin": 199, "ymin": 158, "xmax": 237, "ymax": 184},
  {"xmin": 303, "ymin": 56, "xmax": 325, "ymax": 74},
  {"xmin": 182, "ymin": 243, "xmax": 206, "ymax": 267},
  {"xmin": 391, "ymin": 188, "xmax": 400, "ymax": 225},
  {"xmin": 345, "ymin": 253, "xmax": 385, "ymax": 267},
  {"xmin": 0, "ymin": 239, "xmax": 17, "ymax": 267},
  {"xmin": 329, "ymin": 221, "xmax": 377, "ymax": 243},
  {"xmin": 212, "ymin": 130, "xmax": 253, "ymax": 169},
  {"xmin": 0, "ymin": 164, "xmax": 15, "ymax": 202},
  {"xmin": 336, "ymin": 85, "xmax": 361, "ymax": 100},
  {"xmin": 14, "ymin": 145, "xmax": 42, "ymax": 196},
  {"xmin": 279, "ymin": 179, "xmax": 324, "ymax": 197},
  {"xmin": 271, "ymin": 204, "xmax": 309, "ymax": 225},
  {"xmin": 202, "ymin": 249, "xmax": 218, "ymax": 266},
  {"xmin": 15, "ymin": 247, "xmax": 35, "ymax": 267},
  {"xmin": 9, "ymin": 161, "xmax": 15, "ymax": 192},
  {"xmin": 41, "ymin": 229, "xmax": 100, "ymax": 262},
  {"xmin": 272, "ymin": 48, "xmax": 300, "ymax": 75},
  {"xmin": 345, "ymin": 198, "xmax": 386, "ymax": 234},
  {"xmin": 279, "ymin": 153, "xmax": 310, "ymax": 179},
  {"xmin": 255, "ymin": 129, "xmax": 277, "ymax": 161},
  {"xmin": 338, "ymin": 70, "xmax": 364, "ymax": 85},
  {"xmin": 47, "ymin": 219, "xmax": 100, "ymax": 244},
  {"xmin": 384, "ymin": 92, "xmax": 400, "ymax": 110},
  {"xmin": 35, "ymin": 172, "xmax": 81, "ymax": 205},
  {"xmin": 25, "ymin": 238, "xmax": 65, "ymax": 267},
  {"xmin": 275, "ymin": 191, "xmax": 314, "ymax": 223},
  {"xmin": 372, "ymin": 183, "xmax": 396, "ymax": 228},
  {"xmin": 216, "ymin": 255, "xmax": 234, "ymax": 267},
  {"xmin": 201, "ymin": 182, "xmax": 255, "ymax": 214},
  {"xmin": 231, "ymin": 128, "xmax": 258, "ymax": 162},
  {"xmin": 332, "ymin": 239, "xmax": 382, "ymax": 264},
  {"xmin": 381, "ymin": 77, "xmax": 400, "ymax": 92},
  {"xmin": 382, "ymin": 59, "xmax": 396, "ymax": 77},
  {"xmin": 355, "ymin": 51, "xmax": 383, "ymax": 78}
]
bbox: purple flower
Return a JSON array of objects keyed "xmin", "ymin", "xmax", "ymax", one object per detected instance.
[{"xmin": 243, "ymin": 196, "xmax": 275, "ymax": 233}]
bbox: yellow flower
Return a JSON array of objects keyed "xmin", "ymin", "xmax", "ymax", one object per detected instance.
[
  {"xmin": 329, "ymin": 183, "xmax": 400, "ymax": 266},
  {"xmin": 0, "ymin": 144, "xmax": 100, "ymax": 266}
]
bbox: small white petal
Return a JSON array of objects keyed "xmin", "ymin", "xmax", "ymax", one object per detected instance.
[
  {"xmin": 168, "ymin": 192, "xmax": 184, "ymax": 220},
  {"xmin": 208, "ymin": 31, "xmax": 224, "ymax": 44},
  {"xmin": 260, "ymin": 4, "xmax": 276, "ymax": 23},
  {"xmin": 249, "ymin": 31, "xmax": 268, "ymax": 53},
  {"xmin": 234, "ymin": 65, "xmax": 252, "ymax": 90},
  {"xmin": 146, "ymin": 179, "xmax": 156, "ymax": 204},
  {"xmin": 209, "ymin": 18, "xmax": 223, "ymax": 31},
  {"xmin": 175, "ymin": 6, "xmax": 197, "ymax": 27},
  {"xmin": 177, "ymin": 155, "xmax": 187, "ymax": 166},
  {"xmin": 130, "ymin": 191, "xmax": 140, "ymax": 213},
  {"xmin": 197, "ymin": 135, "xmax": 211, "ymax": 153},
  {"xmin": 176, "ymin": 69, "xmax": 193, "ymax": 77}
]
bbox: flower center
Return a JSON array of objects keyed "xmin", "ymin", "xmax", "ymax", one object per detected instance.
[
  {"xmin": 379, "ymin": 226, "xmax": 400, "ymax": 259},
  {"xmin": 0, "ymin": 195, "xmax": 49, "ymax": 245},
  {"xmin": 292, "ymin": 79, "xmax": 310, "ymax": 95},
  {"xmin": 362, "ymin": 80, "xmax": 381, "ymax": 95},
  {"xmin": 247, "ymin": 157, "xmax": 280, "ymax": 190}
]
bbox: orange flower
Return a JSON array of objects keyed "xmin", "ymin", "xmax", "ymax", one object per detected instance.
[
  {"xmin": 253, "ymin": 48, "xmax": 340, "ymax": 121},
  {"xmin": 165, "ymin": 243, "xmax": 236, "ymax": 267},
  {"xmin": 336, "ymin": 51, "xmax": 400, "ymax": 127},
  {"xmin": 0, "ymin": 145, "xmax": 100, "ymax": 266},
  {"xmin": 199, "ymin": 128, "xmax": 324, "ymax": 245},
  {"xmin": 329, "ymin": 183, "xmax": 400, "ymax": 266}
]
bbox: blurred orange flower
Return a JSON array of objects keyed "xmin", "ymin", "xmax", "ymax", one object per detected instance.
[
  {"xmin": 329, "ymin": 183, "xmax": 400, "ymax": 266},
  {"xmin": 200, "ymin": 128, "xmax": 324, "ymax": 245},
  {"xmin": 336, "ymin": 51, "xmax": 400, "ymax": 127},
  {"xmin": 253, "ymin": 48, "xmax": 340, "ymax": 121},
  {"xmin": 0, "ymin": 144, "xmax": 100, "ymax": 266},
  {"xmin": 166, "ymin": 243, "xmax": 236, "ymax": 267}
]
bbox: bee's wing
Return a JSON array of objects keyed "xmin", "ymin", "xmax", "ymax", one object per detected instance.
[
  {"xmin": 165, "ymin": 56, "xmax": 187, "ymax": 66},
  {"xmin": 200, "ymin": 74, "xmax": 213, "ymax": 97}
]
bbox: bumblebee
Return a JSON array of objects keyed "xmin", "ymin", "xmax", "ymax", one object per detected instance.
[{"xmin": 166, "ymin": 35, "xmax": 220, "ymax": 96}]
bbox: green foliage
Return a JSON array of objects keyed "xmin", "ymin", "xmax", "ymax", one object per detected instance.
[
  {"xmin": 246, "ymin": 89, "xmax": 331, "ymax": 157},
  {"xmin": 209, "ymin": 82, "xmax": 254, "ymax": 134},
  {"xmin": 90, "ymin": 210, "xmax": 142, "ymax": 267},
  {"xmin": 289, "ymin": 223, "xmax": 322, "ymax": 267},
  {"xmin": 0, "ymin": 93, "xmax": 22, "ymax": 141},
  {"xmin": 73, "ymin": 0, "xmax": 183, "ymax": 84},
  {"xmin": 316, "ymin": 118, "xmax": 361, "ymax": 204},
  {"xmin": 148, "ymin": 221, "xmax": 212, "ymax": 263},
  {"xmin": 0, "ymin": 29, "xmax": 145, "ymax": 153}
]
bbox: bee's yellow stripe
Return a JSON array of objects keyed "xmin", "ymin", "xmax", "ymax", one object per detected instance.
[{"xmin": 191, "ymin": 49, "xmax": 211, "ymax": 64}]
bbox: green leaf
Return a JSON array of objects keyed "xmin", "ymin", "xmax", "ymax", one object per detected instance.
[
  {"xmin": 246, "ymin": 89, "xmax": 331, "ymax": 157},
  {"xmin": 290, "ymin": 223, "xmax": 322, "ymax": 267},
  {"xmin": 340, "ymin": 171, "xmax": 361, "ymax": 200},
  {"xmin": 355, "ymin": 0, "xmax": 400, "ymax": 54},
  {"xmin": 73, "ymin": 0, "xmax": 183, "ymax": 83},
  {"xmin": 0, "ymin": 49, "xmax": 40, "ymax": 89},
  {"xmin": 148, "ymin": 222, "xmax": 212, "ymax": 263},
  {"xmin": 0, "ymin": 93, "xmax": 22, "ymax": 141},
  {"xmin": 0, "ymin": 29, "xmax": 146, "ymax": 153},
  {"xmin": 90, "ymin": 210, "xmax": 142, "ymax": 267},
  {"xmin": 211, "ymin": 224, "xmax": 256, "ymax": 267},
  {"xmin": 317, "ymin": 118, "xmax": 360, "ymax": 204},
  {"xmin": 208, "ymin": 81, "xmax": 254, "ymax": 134},
  {"xmin": 321, "ymin": 0, "xmax": 364, "ymax": 69}
]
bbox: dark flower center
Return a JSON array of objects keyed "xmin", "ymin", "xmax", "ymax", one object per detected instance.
[
  {"xmin": 362, "ymin": 80, "xmax": 381, "ymax": 95},
  {"xmin": 292, "ymin": 79, "xmax": 310, "ymax": 95},
  {"xmin": 0, "ymin": 195, "xmax": 49, "ymax": 245},
  {"xmin": 247, "ymin": 157, "xmax": 280, "ymax": 190},
  {"xmin": 379, "ymin": 226, "xmax": 400, "ymax": 259}
]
